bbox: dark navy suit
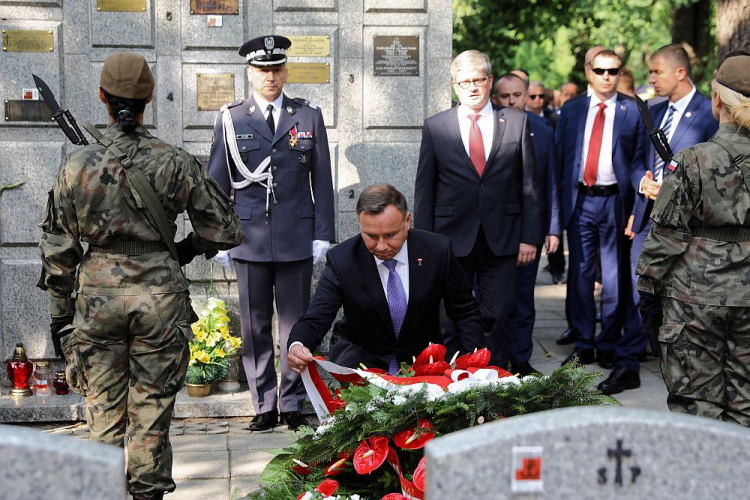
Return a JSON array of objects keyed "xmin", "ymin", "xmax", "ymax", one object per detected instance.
[
  {"xmin": 512, "ymin": 112, "xmax": 561, "ymax": 364},
  {"xmin": 618, "ymin": 90, "xmax": 717, "ymax": 370},
  {"xmin": 208, "ymin": 93, "xmax": 335, "ymax": 414},
  {"xmin": 556, "ymin": 93, "xmax": 646, "ymax": 354}
]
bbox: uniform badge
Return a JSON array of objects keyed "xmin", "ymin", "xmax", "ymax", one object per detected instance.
[
  {"xmin": 265, "ymin": 37, "xmax": 274, "ymax": 50},
  {"xmin": 668, "ymin": 160, "xmax": 679, "ymax": 172},
  {"xmin": 300, "ymin": 154, "xmax": 308, "ymax": 164},
  {"xmin": 286, "ymin": 105, "xmax": 295, "ymax": 115},
  {"xmin": 289, "ymin": 125, "xmax": 299, "ymax": 147},
  {"xmin": 297, "ymin": 131, "xmax": 313, "ymax": 139},
  {"xmin": 248, "ymin": 105, "xmax": 256, "ymax": 114}
]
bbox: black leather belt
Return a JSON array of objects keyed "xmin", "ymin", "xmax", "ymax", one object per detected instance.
[
  {"xmin": 579, "ymin": 183, "xmax": 619, "ymax": 197},
  {"xmin": 691, "ymin": 226, "xmax": 750, "ymax": 242},
  {"xmin": 90, "ymin": 241, "xmax": 169, "ymax": 256}
]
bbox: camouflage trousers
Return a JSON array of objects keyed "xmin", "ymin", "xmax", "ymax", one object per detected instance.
[
  {"xmin": 61, "ymin": 292, "xmax": 190, "ymax": 498},
  {"xmin": 659, "ymin": 297, "xmax": 750, "ymax": 427}
]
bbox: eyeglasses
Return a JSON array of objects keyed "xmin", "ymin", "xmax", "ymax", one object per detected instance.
[
  {"xmin": 528, "ymin": 94, "xmax": 544, "ymax": 99},
  {"xmin": 592, "ymin": 67, "xmax": 621, "ymax": 76},
  {"xmin": 455, "ymin": 77, "xmax": 490, "ymax": 89}
]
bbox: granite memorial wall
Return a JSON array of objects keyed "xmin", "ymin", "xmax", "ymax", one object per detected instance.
[{"xmin": 0, "ymin": 0, "xmax": 453, "ymax": 380}]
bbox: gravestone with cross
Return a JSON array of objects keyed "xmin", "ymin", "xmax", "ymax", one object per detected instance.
[{"xmin": 425, "ymin": 406, "xmax": 750, "ymax": 499}]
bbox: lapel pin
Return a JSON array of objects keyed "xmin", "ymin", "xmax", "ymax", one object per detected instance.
[
  {"xmin": 685, "ymin": 111, "xmax": 692, "ymax": 118},
  {"xmin": 248, "ymin": 104, "xmax": 256, "ymax": 114},
  {"xmin": 499, "ymin": 118, "xmax": 505, "ymax": 124},
  {"xmin": 530, "ymin": 132, "xmax": 535, "ymax": 137},
  {"xmin": 620, "ymin": 105, "xmax": 626, "ymax": 111},
  {"xmin": 287, "ymin": 105, "xmax": 295, "ymax": 115},
  {"xmin": 417, "ymin": 258, "xmax": 423, "ymax": 266}
]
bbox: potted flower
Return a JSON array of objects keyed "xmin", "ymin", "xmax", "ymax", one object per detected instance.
[{"xmin": 185, "ymin": 297, "xmax": 242, "ymax": 397}]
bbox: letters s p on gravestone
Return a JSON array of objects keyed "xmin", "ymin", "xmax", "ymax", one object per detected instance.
[{"xmin": 426, "ymin": 407, "xmax": 750, "ymax": 499}]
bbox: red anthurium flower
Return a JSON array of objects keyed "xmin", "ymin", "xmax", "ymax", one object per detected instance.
[
  {"xmin": 412, "ymin": 456, "xmax": 427, "ymax": 491},
  {"xmin": 455, "ymin": 348, "xmax": 491, "ymax": 370},
  {"xmin": 291, "ymin": 458, "xmax": 312, "ymax": 476},
  {"xmin": 353, "ymin": 436, "xmax": 389, "ymax": 474},
  {"xmin": 394, "ymin": 419, "xmax": 435, "ymax": 449},
  {"xmin": 381, "ymin": 494, "xmax": 410, "ymax": 500},
  {"xmin": 413, "ymin": 344, "xmax": 446, "ymax": 368},
  {"xmin": 413, "ymin": 360, "xmax": 450, "ymax": 377},
  {"xmin": 325, "ymin": 452, "xmax": 350, "ymax": 476},
  {"xmin": 316, "ymin": 479, "xmax": 339, "ymax": 496},
  {"xmin": 331, "ymin": 389, "xmax": 347, "ymax": 410}
]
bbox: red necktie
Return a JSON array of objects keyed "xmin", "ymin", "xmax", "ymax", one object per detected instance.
[
  {"xmin": 469, "ymin": 114, "xmax": 486, "ymax": 176},
  {"xmin": 584, "ymin": 102, "xmax": 607, "ymax": 187}
]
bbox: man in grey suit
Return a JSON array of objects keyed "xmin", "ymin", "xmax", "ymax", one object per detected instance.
[
  {"xmin": 207, "ymin": 35, "xmax": 335, "ymax": 431},
  {"xmin": 414, "ymin": 50, "xmax": 541, "ymax": 368}
]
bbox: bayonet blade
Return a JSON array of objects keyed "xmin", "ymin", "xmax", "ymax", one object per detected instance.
[
  {"xmin": 32, "ymin": 74, "xmax": 62, "ymax": 115},
  {"xmin": 634, "ymin": 94, "xmax": 656, "ymax": 131}
]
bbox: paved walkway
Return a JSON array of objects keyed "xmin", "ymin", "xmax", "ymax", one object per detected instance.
[{"xmin": 16, "ymin": 259, "xmax": 670, "ymax": 500}]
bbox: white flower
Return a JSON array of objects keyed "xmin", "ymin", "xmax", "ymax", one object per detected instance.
[{"xmin": 299, "ymin": 493, "xmax": 313, "ymax": 500}]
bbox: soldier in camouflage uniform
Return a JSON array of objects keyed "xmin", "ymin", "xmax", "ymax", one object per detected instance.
[
  {"xmin": 37, "ymin": 52, "xmax": 243, "ymax": 500},
  {"xmin": 636, "ymin": 55, "xmax": 750, "ymax": 427}
]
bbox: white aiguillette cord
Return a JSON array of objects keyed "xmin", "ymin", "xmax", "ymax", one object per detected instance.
[{"xmin": 221, "ymin": 106, "xmax": 276, "ymax": 218}]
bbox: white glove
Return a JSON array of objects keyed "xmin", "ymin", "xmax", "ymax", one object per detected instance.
[
  {"xmin": 212, "ymin": 250, "xmax": 233, "ymax": 270},
  {"xmin": 312, "ymin": 240, "xmax": 330, "ymax": 265}
]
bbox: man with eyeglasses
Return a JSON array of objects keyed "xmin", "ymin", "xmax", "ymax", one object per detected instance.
[
  {"xmin": 556, "ymin": 49, "xmax": 646, "ymax": 373},
  {"xmin": 527, "ymin": 81, "xmax": 559, "ymax": 129},
  {"xmin": 495, "ymin": 73, "xmax": 561, "ymax": 376},
  {"xmin": 415, "ymin": 50, "xmax": 541, "ymax": 368}
]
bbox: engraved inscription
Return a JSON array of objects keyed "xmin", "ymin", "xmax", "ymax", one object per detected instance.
[
  {"xmin": 597, "ymin": 439, "xmax": 641, "ymax": 486},
  {"xmin": 96, "ymin": 0, "xmax": 147, "ymax": 12},
  {"xmin": 286, "ymin": 63, "xmax": 330, "ymax": 84},
  {"xmin": 2, "ymin": 30, "xmax": 54, "ymax": 52},
  {"xmin": 286, "ymin": 35, "xmax": 330, "ymax": 57},
  {"xmin": 373, "ymin": 35, "xmax": 419, "ymax": 77},
  {"xmin": 196, "ymin": 73, "xmax": 235, "ymax": 111},
  {"xmin": 190, "ymin": 0, "xmax": 239, "ymax": 15}
]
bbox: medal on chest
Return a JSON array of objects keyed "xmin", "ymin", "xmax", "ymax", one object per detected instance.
[{"xmin": 289, "ymin": 125, "xmax": 299, "ymax": 147}]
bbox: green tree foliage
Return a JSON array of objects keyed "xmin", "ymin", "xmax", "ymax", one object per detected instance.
[{"xmin": 454, "ymin": 0, "xmax": 715, "ymax": 93}]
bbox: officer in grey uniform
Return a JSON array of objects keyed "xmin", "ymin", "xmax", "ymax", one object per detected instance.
[{"xmin": 207, "ymin": 35, "xmax": 335, "ymax": 431}]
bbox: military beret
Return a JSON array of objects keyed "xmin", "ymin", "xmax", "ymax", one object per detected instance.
[
  {"xmin": 239, "ymin": 36, "xmax": 292, "ymax": 67},
  {"xmin": 100, "ymin": 52, "xmax": 154, "ymax": 100},
  {"xmin": 716, "ymin": 55, "xmax": 750, "ymax": 97}
]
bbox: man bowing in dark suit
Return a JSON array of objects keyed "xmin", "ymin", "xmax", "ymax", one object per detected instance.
[
  {"xmin": 598, "ymin": 44, "xmax": 719, "ymax": 395},
  {"xmin": 414, "ymin": 50, "xmax": 541, "ymax": 369},
  {"xmin": 556, "ymin": 49, "xmax": 646, "ymax": 369},
  {"xmin": 288, "ymin": 184, "xmax": 483, "ymax": 374}
]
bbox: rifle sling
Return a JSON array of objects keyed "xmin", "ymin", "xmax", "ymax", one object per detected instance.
[{"xmin": 82, "ymin": 122, "xmax": 180, "ymax": 264}]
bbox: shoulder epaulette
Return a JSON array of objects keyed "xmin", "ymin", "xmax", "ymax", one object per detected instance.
[
  {"xmin": 226, "ymin": 99, "xmax": 244, "ymax": 109},
  {"xmin": 292, "ymin": 97, "xmax": 317, "ymax": 110}
]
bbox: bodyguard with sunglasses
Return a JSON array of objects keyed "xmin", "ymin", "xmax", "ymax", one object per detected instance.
[
  {"xmin": 556, "ymin": 49, "xmax": 646, "ymax": 372},
  {"xmin": 414, "ymin": 50, "xmax": 541, "ymax": 368}
]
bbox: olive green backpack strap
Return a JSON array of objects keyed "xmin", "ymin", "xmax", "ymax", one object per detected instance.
[
  {"xmin": 82, "ymin": 122, "xmax": 179, "ymax": 263},
  {"xmin": 710, "ymin": 136, "xmax": 750, "ymax": 194}
]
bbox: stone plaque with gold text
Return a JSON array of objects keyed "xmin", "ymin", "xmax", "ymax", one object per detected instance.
[
  {"xmin": 2, "ymin": 30, "xmax": 54, "ymax": 52},
  {"xmin": 190, "ymin": 0, "xmax": 239, "ymax": 15},
  {"xmin": 286, "ymin": 36, "xmax": 330, "ymax": 57},
  {"xmin": 96, "ymin": 0, "xmax": 147, "ymax": 12},
  {"xmin": 5, "ymin": 100, "xmax": 54, "ymax": 122},
  {"xmin": 196, "ymin": 73, "xmax": 235, "ymax": 111},
  {"xmin": 286, "ymin": 63, "xmax": 330, "ymax": 84},
  {"xmin": 373, "ymin": 35, "xmax": 419, "ymax": 76}
]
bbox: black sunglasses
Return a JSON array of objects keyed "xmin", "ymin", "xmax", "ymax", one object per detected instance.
[
  {"xmin": 528, "ymin": 94, "xmax": 544, "ymax": 99},
  {"xmin": 592, "ymin": 67, "xmax": 621, "ymax": 76}
]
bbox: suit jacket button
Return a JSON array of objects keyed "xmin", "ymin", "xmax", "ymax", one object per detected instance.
[
  {"xmin": 241, "ymin": 146, "xmax": 246, "ymax": 151},
  {"xmin": 272, "ymin": 148, "xmax": 277, "ymax": 154},
  {"xmin": 273, "ymin": 166, "xmax": 278, "ymax": 171},
  {"xmin": 273, "ymin": 182, "xmax": 278, "ymax": 188}
]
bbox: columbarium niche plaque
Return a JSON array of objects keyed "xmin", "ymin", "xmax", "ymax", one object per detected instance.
[
  {"xmin": 196, "ymin": 73, "xmax": 235, "ymax": 111},
  {"xmin": 2, "ymin": 30, "xmax": 54, "ymax": 52},
  {"xmin": 286, "ymin": 35, "xmax": 330, "ymax": 57},
  {"xmin": 190, "ymin": 0, "xmax": 239, "ymax": 15},
  {"xmin": 373, "ymin": 35, "xmax": 419, "ymax": 76},
  {"xmin": 96, "ymin": 0, "xmax": 146, "ymax": 11},
  {"xmin": 5, "ymin": 100, "xmax": 54, "ymax": 122},
  {"xmin": 286, "ymin": 63, "xmax": 330, "ymax": 84}
]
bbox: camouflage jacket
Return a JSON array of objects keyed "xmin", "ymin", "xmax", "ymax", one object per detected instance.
[
  {"xmin": 636, "ymin": 123, "xmax": 750, "ymax": 306},
  {"xmin": 38, "ymin": 123, "xmax": 243, "ymax": 316}
]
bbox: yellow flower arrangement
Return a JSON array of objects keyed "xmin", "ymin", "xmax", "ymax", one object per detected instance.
[{"xmin": 186, "ymin": 297, "xmax": 242, "ymax": 385}]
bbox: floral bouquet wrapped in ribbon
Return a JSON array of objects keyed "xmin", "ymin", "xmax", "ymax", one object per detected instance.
[{"xmin": 186, "ymin": 297, "xmax": 242, "ymax": 385}]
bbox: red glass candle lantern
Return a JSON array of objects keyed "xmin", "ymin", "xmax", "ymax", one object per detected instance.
[
  {"xmin": 7, "ymin": 343, "xmax": 33, "ymax": 398},
  {"xmin": 53, "ymin": 371, "xmax": 69, "ymax": 395}
]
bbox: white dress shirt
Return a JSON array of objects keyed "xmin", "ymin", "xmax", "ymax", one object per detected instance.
[
  {"xmin": 457, "ymin": 101, "xmax": 494, "ymax": 161},
  {"xmin": 579, "ymin": 94, "xmax": 618, "ymax": 186},
  {"xmin": 373, "ymin": 241, "xmax": 410, "ymax": 303},
  {"xmin": 253, "ymin": 91, "xmax": 284, "ymax": 132}
]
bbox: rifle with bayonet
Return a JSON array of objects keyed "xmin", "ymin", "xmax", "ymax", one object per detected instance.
[
  {"xmin": 32, "ymin": 74, "xmax": 89, "ymax": 146},
  {"xmin": 635, "ymin": 93, "xmax": 672, "ymax": 163}
]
